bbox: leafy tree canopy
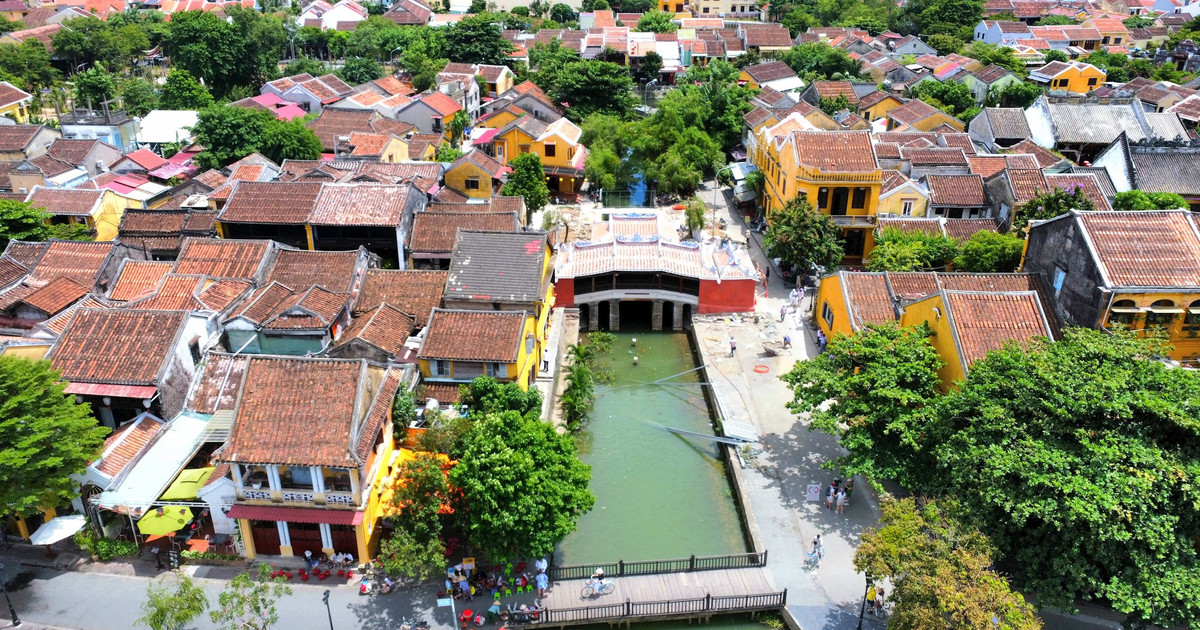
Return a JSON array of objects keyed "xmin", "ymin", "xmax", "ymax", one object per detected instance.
[
  {"xmin": 783, "ymin": 322, "xmax": 944, "ymax": 484},
  {"xmin": 209, "ymin": 565, "xmax": 291, "ymax": 630},
  {"xmin": 908, "ymin": 79, "xmax": 980, "ymax": 122},
  {"xmin": 72, "ymin": 64, "xmax": 117, "ymax": 109},
  {"xmin": 1112, "ymin": 190, "xmax": 1189, "ymax": 210},
  {"xmin": 636, "ymin": 9, "xmax": 678, "ymax": 33},
  {"xmin": 550, "ymin": 3, "xmax": 576, "ymax": 22},
  {"xmin": 779, "ymin": 42, "xmax": 866, "ymax": 82},
  {"xmin": 1033, "ymin": 14, "xmax": 1075, "ymax": 25},
  {"xmin": 0, "ymin": 357, "xmax": 108, "ymax": 516},
  {"xmin": 865, "ymin": 227, "xmax": 959, "ymax": 272},
  {"xmin": 552, "ymin": 59, "xmax": 636, "ymax": 121},
  {"xmin": 450, "ymin": 410, "xmax": 594, "ymax": 561},
  {"xmin": 1043, "ymin": 49, "xmax": 1068, "ymax": 62},
  {"xmin": 987, "ymin": 80, "xmax": 1042, "ymax": 108},
  {"xmin": 502, "ymin": 152, "xmax": 551, "ymax": 220},
  {"xmin": 136, "ymin": 574, "xmax": 209, "ymax": 630},
  {"xmin": 764, "ymin": 196, "xmax": 844, "ymax": 273},
  {"xmin": 337, "ymin": 56, "xmax": 384, "ymax": 85},
  {"xmin": 163, "ymin": 8, "xmax": 286, "ymax": 98},
  {"xmin": 927, "ymin": 33, "xmax": 965, "ymax": 55},
  {"xmin": 191, "ymin": 106, "xmax": 320, "ymax": 170},
  {"xmin": 459, "ymin": 376, "xmax": 543, "ymax": 418},
  {"xmin": 960, "ymin": 42, "xmax": 1027, "ymax": 75},
  {"xmin": 856, "ymin": 497, "xmax": 1042, "ymax": 630},
  {"xmin": 0, "ymin": 200, "xmax": 52, "ymax": 248},
  {"xmin": 442, "ymin": 14, "xmax": 515, "ymax": 65},
  {"xmin": 258, "ymin": 118, "xmax": 323, "ymax": 165},
  {"xmin": 1016, "ymin": 184, "xmax": 1093, "ymax": 230},
  {"xmin": 119, "ymin": 78, "xmax": 159, "ymax": 117},
  {"xmin": 158, "ymin": 69, "xmax": 213, "ymax": 110},
  {"xmin": 952, "ymin": 230, "xmax": 1024, "ymax": 272}
]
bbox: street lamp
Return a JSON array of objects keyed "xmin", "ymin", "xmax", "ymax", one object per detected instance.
[
  {"xmin": 322, "ymin": 589, "xmax": 334, "ymax": 630},
  {"xmin": 856, "ymin": 578, "xmax": 870, "ymax": 630},
  {"xmin": 0, "ymin": 563, "xmax": 21, "ymax": 627}
]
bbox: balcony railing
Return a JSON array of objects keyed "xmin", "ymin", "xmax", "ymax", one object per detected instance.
[
  {"xmin": 829, "ymin": 215, "xmax": 878, "ymax": 227},
  {"xmin": 242, "ymin": 489, "xmax": 272, "ymax": 501},
  {"xmin": 281, "ymin": 490, "xmax": 315, "ymax": 503},
  {"xmin": 326, "ymin": 491, "xmax": 357, "ymax": 506},
  {"xmin": 796, "ymin": 166, "xmax": 883, "ymax": 184}
]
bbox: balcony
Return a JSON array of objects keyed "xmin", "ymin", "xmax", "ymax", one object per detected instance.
[
  {"xmin": 796, "ymin": 166, "xmax": 883, "ymax": 184},
  {"xmin": 829, "ymin": 215, "xmax": 878, "ymax": 228},
  {"xmin": 326, "ymin": 491, "xmax": 357, "ymax": 507}
]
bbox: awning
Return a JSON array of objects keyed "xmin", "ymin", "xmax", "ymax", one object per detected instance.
[
  {"xmin": 544, "ymin": 165, "xmax": 584, "ymax": 178},
  {"xmin": 1146, "ymin": 306, "xmax": 1185, "ymax": 314},
  {"xmin": 96, "ymin": 413, "xmax": 210, "ymax": 515},
  {"xmin": 29, "ymin": 514, "xmax": 87, "ymax": 546},
  {"xmin": 64, "ymin": 382, "xmax": 158, "ymax": 399},
  {"xmin": 226, "ymin": 505, "xmax": 365, "ymax": 526},
  {"xmin": 159, "ymin": 467, "xmax": 216, "ymax": 501},
  {"xmin": 1109, "ymin": 306, "xmax": 1142, "ymax": 313},
  {"xmin": 472, "ymin": 128, "xmax": 498, "ymax": 144},
  {"xmin": 1189, "ymin": 307, "xmax": 1200, "ymax": 315}
]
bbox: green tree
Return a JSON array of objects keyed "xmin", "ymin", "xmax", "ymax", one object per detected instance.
[
  {"xmin": 1016, "ymin": 185, "xmax": 1093, "ymax": 230},
  {"xmin": 636, "ymin": 9, "xmax": 678, "ymax": 32},
  {"xmin": 164, "ymin": 8, "xmax": 286, "ymax": 98},
  {"xmin": 377, "ymin": 530, "xmax": 445, "ymax": 580},
  {"xmin": 550, "ymin": 3, "xmax": 576, "ymax": 22},
  {"xmin": 191, "ymin": 106, "xmax": 274, "ymax": 170},
  {"xmin": 818, "ymin": 94, "xmax": 855, "ymax": 115},
  {"xmin": 779, "ymin": 42, "xmax": 865, "ymax": 81},
  {"xmin": 1033, "ymin": 14, "xmax": 1075, "ymax": 24},
  {"xmin": 448, "ymin": 109, "xmax": 470, "ymax": 148},
  {"xmin": 53, "ymin": 17, "xmax": 122, "ymax": 69},
  {"xmin": 763, "ymin": 197, "xmax": 844, "ymax": 273},
  {"xmin": 283, "ymin": 57, "xmax": 329, "ymax": 77},
  {"xmin": 72, "ymin": 65, "xmax": 117, "ymax": 108},
  {"xmin": 0, "ymin": 200, "xmax": 52, "ymax": 248},
  {"xmin": 552, "ymin": 59, "xmax": 636, "ymax": 121},
  {"xmin": 780, "ymin": 8, "xmax": 819, "ymax": 36},
  {"xmin": 259, "ymin": 118, "xmax": 323, "ymax": 165},
  {"xmin": 158, "ymin": 69, "xmax": 213, "ymax": 110},
  {"xmin": 337, "ymin": 56, "xmax": 384, "ymax": 84},
  {"xmin": 502, "ymin": 152, "xmax": 551, "ymax": 221},
  {"xmin": 865, "ymin": 227, "xmax": 959, "ymax": 272},
  {"xmin": 209, "ymin": 565, "xmax": 291, "ymax": 630},
  {"xmin": 952, "ymin": 230, "xmax": 1024, "ymax": 272},
  {"xmin": 856, "ymin": 498, "xmax": 1042, "ymax": 630},
  {"xmin": 960, "ymin": 41, "xmax": 1026, "ymax": 75},
  {"xmin": 782, "ymin": 322, "xmax": 944, "ymax": 485},
  {"xmin": 459, "ymin": 376, "xmax": 543, "ymax": 418},
  {"xmin": 450, "ymin": 410, "xmax": 594, "ymax": 561},
  {"xmin": 638, "ymin": 50, "xmax": 663, "ymax": 82},
  {"xmin": 528, "ymin": 39, "xmax": 581, "ymax": 93},
  {"xmin": 0, "ymin": 357, "xmax": 108, "ymax": 517},
  {"xmin": 988, "ymin": 80, "xmax": 1042, "ymax": 108},
  {"xmin": 1123, "ymin": 15, "xmax": 1155, "ymax": 28},
  {"xmin": 1112, "ymin": 190, "xmax": 1189, "ymax": 210},
  {"xmin": 927, "ymin": 33, "xmax": 964, "ymax": 55},
  {"xmin": 389, "ymin": 450, "xmax": 449, "ymax": 541},
  {"xmin": 436, "ymin": 143, "xmax": 464, "ymax": 163},
  {"xmin": 931, "ymin": 330, "xmax": 1200, "ymax": 627},
  {"xmin": 560, "ymin": 362, "xmax": 595, "ymax": 431},
  {"xmin": 0, "ymin": 40, "xmax": 59, "ymax": 94},
  {"xmin": 136, "ymin": 574, "xmax": 210, "ymax": 630},
  {"xmin": 1043, "ymin": 49, "xmax": 1068, "ymax": 62},
  {"xmin": 392, "ymin": 386, "xmax": 417, "ymax": 434},
  {"xmin": 442, "ymin": 14, "xmax": 514, "ymax": 64},
  {"xmin": 909, "ymin": 79, "xmax": 979, "ymax": 122},
  {"xmin": 119, "ymin": 78, "xmax": 159, "ymax": 117}
]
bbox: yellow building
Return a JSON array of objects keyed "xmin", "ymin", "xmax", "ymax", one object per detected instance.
[
  {"xmin": 858, "ymin": 91, "xmax": 906, "ymax": 123},
  {"xmin": 418, "ymin": 309, "xmax": 540, "ymax": 390},
  {"xmin": 26, "ymin": 186, "xmax": 127, "ymax": 241},
  {"xmin": 1030, "ymin": 60, "xmax": 1106, "ymax": 94},
  {"xmin": 220, "ymin": 358, "xmax": 402, "ymax": 562},
  {"xmin": 756, "ymin": 129, "xmax": 883, "ymax": 263},
  {"xmin": 1023, "ymin": 210, "xmax": 1200, "ymax": 365},
  {"xmin": 346, "ymin": 132, "xmax": 411, "ymax": 162},
  {"xmin": 877, "ymin": 171, "xmax": 930, "ymax": 217},
  {"xmin": 445, "ymin": 150, "xmax": 510, "ymax": 199},
  {"xmin": 1081, "ymin": 17, "xmax": 1129, "ymax": 47},
  {"xmin": 489, "ymin": 115, "xmax": 585, "ymax": 196},
  {"xmin": 0, "ymin": 81, "xmax": 33, "ymax": 123},
  {"xmin": 898, "ymin": 289, "xmax": 1054, "ymax": 387}
]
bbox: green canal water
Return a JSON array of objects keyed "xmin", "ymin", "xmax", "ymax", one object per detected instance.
[{"xmin": 556, "ymin": 325, "xmax": 747, "ymax": 566}]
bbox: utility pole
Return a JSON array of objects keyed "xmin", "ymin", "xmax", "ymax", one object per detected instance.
[{"xmin": 0, "ymin": 563, "xmax": 21, "ymax": 627}]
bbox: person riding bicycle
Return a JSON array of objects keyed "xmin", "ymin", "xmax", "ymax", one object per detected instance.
[{"xmin": 588, "ymin": 568, "xmax": 605, "ymax": 585}]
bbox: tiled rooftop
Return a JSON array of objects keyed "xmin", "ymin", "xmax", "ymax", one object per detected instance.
[
  {"xmin": 419, "ymin": 309, "xmax": 525, "ymax": 362},
  {"xmin": 50, "ymin": 308, "xmax": 188, "ymax": 386}
]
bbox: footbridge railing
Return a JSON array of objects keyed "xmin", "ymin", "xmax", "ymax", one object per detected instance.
[
  {"xmin": 509, "ymin": 590, "xmax": 788, "ymax": 627},
  {"xmin": 546, "ymin": 551, "xmax": 768, "ymax": 581}
]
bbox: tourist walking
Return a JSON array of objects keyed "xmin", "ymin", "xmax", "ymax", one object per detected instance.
[
  {"xmin": 780, "ymin": 303, "xmax": 787, "ymax": 322},
  {"xmin": 536, "ymin": 570, "xmax": 549, "ymax": 599},
  {"xmin": 836, "ymin": 488, "xmax": 846, "ymax": 514},
  {"xmin": 844, "ymin": 478, "xmax": 854, "ymax": 503},
  {"xmin": 729, "ymin": 338, "xmax": 737, "ymax": 357}
]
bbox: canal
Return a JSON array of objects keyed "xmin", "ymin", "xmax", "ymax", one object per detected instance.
[{"xmin": 556, "ymin": 324, "xmax": 746, "ymax": 566}]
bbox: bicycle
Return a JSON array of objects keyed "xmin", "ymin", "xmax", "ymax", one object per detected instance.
[
  {"xmin": 805, "ymin": 548, "xmax": 822, "ymax": 570},
  {"xmin": 580, "ymin": 578, "xmax": 616, "ymax": 598}
]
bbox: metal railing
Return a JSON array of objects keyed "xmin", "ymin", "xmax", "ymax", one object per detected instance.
[
  {"xmin": 510, "ymin": 590, "xmax": 787, "ymax": 627},
  {"xmin": 547, "ymin": 551, "xmax": 767, "ymax": 581}
]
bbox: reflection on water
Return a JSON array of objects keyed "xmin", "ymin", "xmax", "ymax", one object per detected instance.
[{"xmin": 557, "ymin": 328, "xmax": 746, "ymax": 566}]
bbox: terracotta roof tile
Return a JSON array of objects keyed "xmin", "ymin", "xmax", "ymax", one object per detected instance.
[
  {"xmin": 26, "ymin": 241, "xmax": 113, "ymax": 289},
  {"xmin": 187, "ymin": 353, "xmax": 248, "ymax": 414},
  {"xmin": 220, "ymin": 356, "xmax": 374, "ymax": 467},
  {"xmin": 0, "ymin": 125, "xmax": 43, "ymax": 153},
  {"xmin": 265, "ymin": 248, "xmax": 362, "ymax": 293},
  {"xmin": 261, "ymin": 286, "xmax": 349, "ymax": 330},
  {"xmin": 19, "ymin": 276, "xmax": 89, "ymax": 315},
  {"xmin": 219, "ymin": 181, "xmax": 322, "ymax": 224},
  {"xmin": 46, "ymin": 139, "xmax": 105, "ymax": 166},
  {"xmin": 419, "ymin": 309, "xmax": 525, "ymax": 362},
  {"xmin": 968, "ymin": 155, "xmax": 1009, "ymax": 179},
  {"xmin": 812, "ymin": 80, "xmax": 858, "ymax": 102},
  {"xmin": 744, "ymin": 61, "xmax": 796, "ymax": 83},
  {"xmin": 233, "ymin": 282, "xmax": 297, "ymax": 324},
  {"xmin": 174, "ymin": 238, "xmax": 272, "ymax": 280},
  {"xmin": 841, "ymin": 272, "xmax": 895, "ymax": 328},
  {"xmin": 789, "ymin": 130, "xmax": 878, "ymax": 173},
  {"xmin": 410, "ymin": 212, "xmax": 518, "ymax": 254},
  {"xmin": 1006, "ymin": 168, "xmax": 1049, "ymax": 204},
  {"xmin": 419, "ymin": 381, "xmax": 460, "ymax": 404},
  {"xmin": 2, "ymin": 241, "xmax": 46, "ymax": 270},
  {"xmin": 1043, "ymin": 173, "xmax": 1112, "ymax": 211},
  {"xmin": 194, "ymin": 169, "xmax": 228, "ymax": 189},
  {"xmin": 943, "ymin": 218, "xmax": 999, "ymax": 241},
  {"xmin": 308, "ymin": 183, "xmax": 415, "ymax": 226},
  {"xmin": 333, "ymin": 303, "xmax": 415, "ymax": 357},
  {"xmin": 196, "ymin": 279, "xmax": 252, "ymax": 312},
  {"xmin": 1004, "ymin": 139, "xmax": 1063, "ymax": 168},
  {"xmin": 355, "ymin": 368, "xmax": 400, "ymax": 462},
  {"xmin": 355, "ymin": 269, "xmax": 447, "ymax": 325},
  {"xmin": 94, "ymin": 414, "xmax": 165, "ymax": 478},
  {"xmin": 27, "ymin": 187, "xmax": 103, "ymax": 217},
  {"xmin": 900, "ymin": 146, "xmax": 968, "ymax": 165},
  {"xmin": 926, "ymin": 174, "xmax": 988, "ymax": 207},
  {"xmin": 49, "ymin": 308, "xmax": 188, "ymax": 386},
  {"xmin": 420, "ymin": 91, "xmax": 463, "ymax": 117},
  {"xmin": 1075, "ymin": 211, "xmax": 1200, "ymax": 287},
  {"xmin": 943, "ymin": 290, "xmax": 1052, "ymax": 368}
]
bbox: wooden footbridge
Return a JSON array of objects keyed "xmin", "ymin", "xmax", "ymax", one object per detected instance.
[{"xmin": 511, "ymin": 552, "xmax": 785, "ymax": 628}]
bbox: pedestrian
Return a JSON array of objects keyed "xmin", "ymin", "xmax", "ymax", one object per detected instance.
[
  {"xmin": 825, "ymin": 484, "xmax": 835, "ymax": 509},
  {"xmin": 866, "ymin": 584, "xmax": 877, "ymax": 615},
  {"xmin": 783, "ymin": 334, "xmax": 791, "ymax": 349},
  {"xmin": 810, "ymin": 534, "xmax": 823, "ymax": 560},
  {"xmin": 874, "ymin": 587, "xmax": 886, "ymax": 615},
  {"xmin": 836, "ymin": 489, "xmax": 846, "ymax": 514},
  {"xmin": 536, "ymin": 570, "xmax": 549, "ymax": 599},
  {"xmin": 729, "ymin": 337, "xmax": 737, "ymax": 357},
  {"xmin": 535, "ymin": 557, "xmax": 548, "ymax": 574},
  {"xmin": 844, "ymin": 478, "xmax": 854, "ymax": 503},
  {"xmin": 780, "ymin": 303, "xmax": 787, "ymax": 322},
  {"xmin": 152, "ymin": 545, "xmax": 164, "ymax": 570}
]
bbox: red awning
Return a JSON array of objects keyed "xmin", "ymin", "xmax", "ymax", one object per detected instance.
[
  {"xmin": 226, "ymin": 504, "xmax": 365, "ymax": 526},
  {"xmin": 473, "ymin": 128, "xmax": 499, "ymax": 144},
  {"xmin": 64, "ymin": 382, "xmax": 158, "ymax": 399}
]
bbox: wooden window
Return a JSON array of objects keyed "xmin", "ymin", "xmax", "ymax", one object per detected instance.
[
  {"xmin": 851, "ymin": 187, "xmax": 867, "ymax": 209},
  {"xmin": 901, "ymin": 199, "xmax": 914, "ymax": 216},
  {"xmin": 431, "ymin": 360, "xmax": 451, "ymax": 377},
  {"xmin": 520, "ymin": 144, "xmax": 531, "ymax": 154},
  {"xmin": 821, "ymin": 302, "xmax": 834, "ymax": 328},
  {"xmin": 817, "ymin": 187, "xmax": 829, "ymax": 209},
  {"xmin": 465, "ymin": 178, "xmax": 480, "ymax": 190},
  {"xmin": 545, "ymin": 143, "xmax": 556, "ymax": 157},
  {"xmin": 1108, "ymin": 299, "xmax": 1138, "ymax": 327},
  {"xmin": 486, "ymin": 362, "xmax": 505, "ymax": 377},
  {"xmin": 1146, "ymin": 299, "xmax": 1179, "ymax": 327}
]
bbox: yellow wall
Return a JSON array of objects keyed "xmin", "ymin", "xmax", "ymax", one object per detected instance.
[
  {"xmin": 813, "ymin": 273, "xmax": 859, "ymax": 339},
  {"xmin": 860, "ymin": 96, "xmax": 904, "ymax": 122},
  {"xmin": 380, "ymin": 137, "xmax": 410, "ymax": 163},
  {"xmin": 492, "ymin": 124, "xmax": 580, "ymax": 170},
  {"xmin": 487, "ymin": 73, "xmax": 515, "ymax": 97},
  {"xmin": 1101, "ymin": 292, "xmax": 1200, "ymax": 365},
  {"xmin": 905, "ymin": 111, "xmax": 966, "ymax": 132},
  {"xmin": 357, "ymin": 414, "xmax": 395, "ymax": 561},
  {"xmin": 10, "ymin": 507, "xmax": 57, "ymax": 540},
  {"xmin": 878, "ymin": 186, "xmax": 930, "ymax": 218},
  {"xmin": 898, "ymin": 293, "xmax": 967, "ymax": 387},
  {"xmin": 0, "ymin": 100, "xmax": 30, "ymax": 124},
  {"xmin": 1046, "ymin": 65, "xmax": 1106, "ymax": 93},
  {"xmin": 444, "ymin": 161, "xmax": 496, "ymax": 199},
  {"xmin": 480, "ymin": 108, "xmax": 525, "ymax": 131},
  {"xmin": 93, "ymin": 191, "xmax": 127, "ymax": 242},
  {"xmin": 0, "ymin": 342, "xmax": 52, "ymax": 359},
  {"xmin": 738, "ymin": 70, "xmax": 764, "ymax": 91}
]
